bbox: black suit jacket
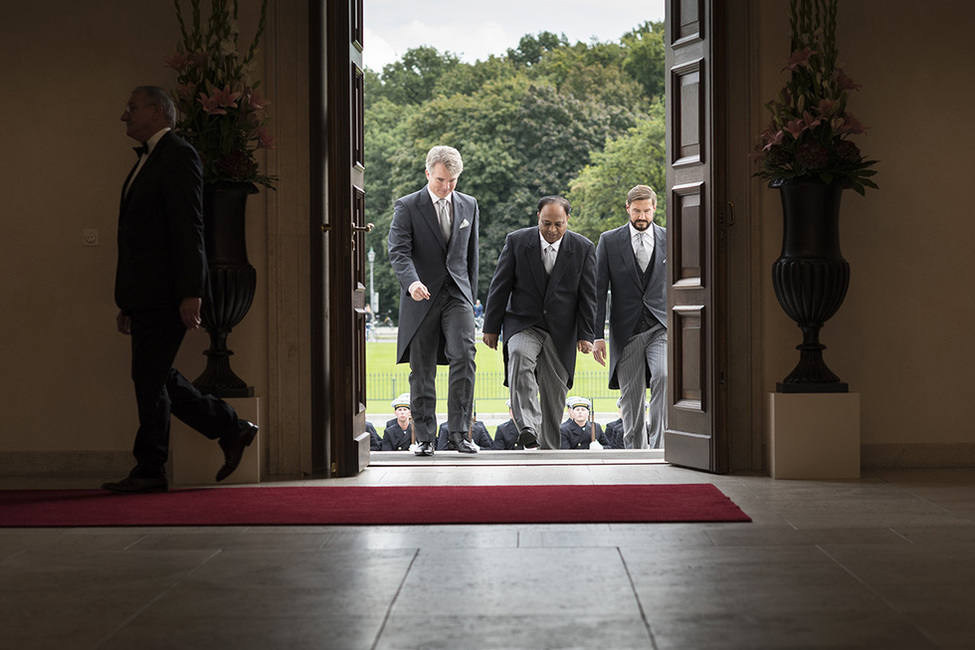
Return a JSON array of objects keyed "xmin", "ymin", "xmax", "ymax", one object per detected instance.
[
  {"xmin": 483, "ymin": 227, "xmax": 597, "ymax": 388},
  {"xmin": 115, "ymin": 131, "xmax": 207, "ymax": 312}
]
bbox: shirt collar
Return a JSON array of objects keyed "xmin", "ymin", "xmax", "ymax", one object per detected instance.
[
  {"xmin": 540, "ymin": 232, "xmax": 563, "ymax": 251},
  {"xmin": 628, "ymin": 222, "xmax": 653, "ymax": 239},
  {"xmin": 427, "ymin": 186, "xmax": 452, "ymax": 206}
]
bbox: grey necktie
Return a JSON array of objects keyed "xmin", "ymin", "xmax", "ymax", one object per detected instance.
[
  {"xmin": 635, "ymin": 232, "xmax": 650, "ymax": 273},
  {"xmin": 543, "ymin": 244, "xmax": 556, "ymax": 275},
  {"xmin": 438, "ymin": 199, "xmax": 452, "ymax": 244}
]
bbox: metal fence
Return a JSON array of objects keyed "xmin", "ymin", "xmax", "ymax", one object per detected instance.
[{"xmin": 367, "ymin": 369, "xmax": 624, "ymax": 413}]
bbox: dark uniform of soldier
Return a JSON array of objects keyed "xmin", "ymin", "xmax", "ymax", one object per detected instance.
[
  {"xmin": 603, "ymin": 418, "xmax": 625, "ymax": 450},
  {"xmin": 382, "ymin": 393, "xmax": 414, "ymax": 451},
  {"xmin": 367, "ymin": 421, "xmax": 382, "ymax": 451},
  {"xmin": 493, "ymin": 402, "xmax": 524, "ymax": 450},
  {"xmin": 560, "ymin": 396, "xmax": 610, "ymax": 449},
  {"xmin": 436, "ymin": 421, "xmax": 493, "ymax": 451}
]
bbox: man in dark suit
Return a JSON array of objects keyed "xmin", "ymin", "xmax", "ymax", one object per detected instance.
[
  {"xmin": 593, "ymin": 185, "xmax": 667, "ymax": 449},
  {"xmin": 388, "ymin": 146, "xmax": 479, "ymax": 456},
  {"xmin": 102, "ymin": 86, "xmax": 257, "ymax": 494},
  {"xmin": 482, "ymin": 196, "xmax": 597, "ymax": 450},
  {"xmin": 492, "ymin": 401, "xmax": 524, "ymax": 450}
]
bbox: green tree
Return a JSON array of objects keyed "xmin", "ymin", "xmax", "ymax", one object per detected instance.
[
  {"xmin": 622, "ymin": 21, "xmax": 666, "ymax": 101},
  {"xmin": 568, "ymin": 102, "xmax": 667, "ymax": 244},
  {"xmin": 374, "ymin": 46, "xmax": 460, "ymax": 105},
  {"xmin": 506, "ymin": 31, "xmax": 569, "ymax": 67}
]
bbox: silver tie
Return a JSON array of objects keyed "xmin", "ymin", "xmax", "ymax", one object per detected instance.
[
  {"xmin": 438, "ymin": 199, "xmax": 452, "ymax": 244},
  {"xmin": 635, "ymin": 232, "xmax": 650, "ymax": 273},
  {"xmin": 543, "ymin": 244, "xmax": 556, "ymax": 274}
]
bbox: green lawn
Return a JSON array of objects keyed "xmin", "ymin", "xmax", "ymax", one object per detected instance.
[{"xmin": 366, "ymin": 340, "xmax": 627, "ymax": 416}]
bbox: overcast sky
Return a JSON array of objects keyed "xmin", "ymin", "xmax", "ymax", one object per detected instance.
[{"xmin": 363, "ymin": 0, "xmax": 666, "ymax": 71}]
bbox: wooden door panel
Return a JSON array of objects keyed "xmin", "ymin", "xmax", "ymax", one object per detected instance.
[
  {"xmin": 664, "ymin": 0, "xmax": 726, "ymax": 472},
  {"xmin": 316, "ymin": 0, "xmax": 369, "ymax": 478}
]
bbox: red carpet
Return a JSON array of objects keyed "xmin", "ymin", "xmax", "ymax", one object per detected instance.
[{"xmin": 0, "ymin": 484, "xmax": 750, "ymax": 527}]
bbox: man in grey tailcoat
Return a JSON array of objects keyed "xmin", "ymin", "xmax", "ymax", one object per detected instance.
[
  {"xmin": 388, "ymin": 146, "xmax": 479, "ymax": 456},
  {"xmin": 593, "ymin": 184, "xmax": 667, "ymax": 449}
]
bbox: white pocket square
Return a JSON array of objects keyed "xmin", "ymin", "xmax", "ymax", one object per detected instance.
[{"xmin": 460, "ymin": 219, "xmax": 470, "ymax": 229}]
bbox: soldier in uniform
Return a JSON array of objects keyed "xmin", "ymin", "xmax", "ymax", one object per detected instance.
[
  {"xmin": 560, "ymin": 396, "xmax": 610, "ymax": 449},
  {"xmin": 603, "ymin": 400, "xmax": 625, "ymax": 450},
  {"xmin": 382, "ymin": 394, "xmax": 414, "ymax": 451},
  {"xmin": 493, "ymin": 400, "xmax": 524, "ymax": 450},
  {"xmin": 436, "ymin": 420, "xmax": 493, "ymax": 451},
  {"xmin": 367, "ymin": 421, "xmax": 382, "ymax": 451}
]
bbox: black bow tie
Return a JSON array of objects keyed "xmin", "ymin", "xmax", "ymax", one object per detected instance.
[{"xmin": 133, "ymin": 144, "xmax": 149, "ymax": 157}]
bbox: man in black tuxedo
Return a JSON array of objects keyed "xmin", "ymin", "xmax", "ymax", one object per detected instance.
[
  {"xmin": 593, "ymin": 185, "xmax": 667, "ymax": 449},
  {"xmin": 482, "ymin": 196, "xmax": 597, "ymax": 449},
  {"xmin": 388, "ymin": 146, "xmax": 479, "ymax": 456},
  {"xmin": 102, "ymin": 86, "xmax": 258, "ymax": 494}
]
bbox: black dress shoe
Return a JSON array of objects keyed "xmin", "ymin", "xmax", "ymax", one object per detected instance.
[
  {"xmin": 414, "ymin": 441, "xmax": 435, "ymax": 456},
  {"xmin": 216, "ymin": 420, "xmax": 259, "ymax": 482},
  {"xmin": 449, "ymin": 432, "xmax": 478, "ymax": 454},
  {"xmin": 518, "ymin": 428, "xmax": 539, "ymax": 449},
  {"xmin": 101, "ymin": 475, "xmax": 168, "ymax": 494}
]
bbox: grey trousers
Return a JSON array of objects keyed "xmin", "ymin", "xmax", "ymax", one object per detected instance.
[
  {"xmin": 408, "ymin": 290, "xmax": 476, "ymax": 442},
  {"xmin": 615, "ymin": 324, "xmax": 667, "ymax": 449},
  {"xmin": 506, "ymin": 327, "xmax": 569, "ymax": 450}
]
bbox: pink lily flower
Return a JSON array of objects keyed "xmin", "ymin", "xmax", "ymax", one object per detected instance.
[
  {"xmin": 247, "ymin": 89, "xmax": 271, "ymax": 111},
  {"xmin": 839, "ymin": 112, "xmax": 868, "ymax": 135},
  {"xmin": 256, "ymin": 126, "xmax": 277, "ymax": 149},
  {"xmin": 198, "ymin": 92, "xmax": 227, "ymax": 115},
  {"xmin": 784, "ymin": 118, "xmax": 807, "ymax": 139},
  {"xmin": 836, "ymin": 69, "xmax": 862, "ymax": 91},
  {"xmin": 164, "ymin": 51, "xmax": 192, "ymax": 72},
  {"xmin": 212, "ymin": 84, "xmax": 242, "ymax": 109},
  {"xmin": 762, "ymin": 130, "xmax": 785, "ymax": 151},
  {"xmin": 783, "ymin": 47, "xmax": 816, "ymax": 72}
]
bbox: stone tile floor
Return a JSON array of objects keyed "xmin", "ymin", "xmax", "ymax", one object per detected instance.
[{"xmin": 2, "ymin": 464, "xmax": 974, "ymax": 649}]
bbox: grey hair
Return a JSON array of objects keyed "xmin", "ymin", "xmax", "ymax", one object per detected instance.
[
  {"xmin": 425, "ymin": 145, "xmax": 464, "ymax": 175},
  {"xmin": 133, "ymin": 85, "xmax": 178, "ymax": 127}
]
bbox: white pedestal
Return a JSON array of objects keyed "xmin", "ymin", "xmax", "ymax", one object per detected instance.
[
  {"xmin": 768, "ymin": 392, "xmax": 860, "ymax": 479},
  {"xmin": 171, "ymin": 397, "xmax": 262, "ymax": 486}
]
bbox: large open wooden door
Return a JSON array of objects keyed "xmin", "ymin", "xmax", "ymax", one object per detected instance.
[
  {"xmin": 663, "ymin": 0, "xmax": 729, "ymax": 472},
  {"xmin": 310, "ymin": 0, "xmax": 370, "ymax": 477}
]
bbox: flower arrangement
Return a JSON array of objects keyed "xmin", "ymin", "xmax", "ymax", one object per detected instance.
[
  {"xmin": 755, "ymin": 0, "xmax": 877, "ymax": 195},
  {"xmin": 166, "ymin": 0, "xmax": 276, "ymax": 190}
]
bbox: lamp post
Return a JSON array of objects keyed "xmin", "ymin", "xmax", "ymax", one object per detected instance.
[{"xmin": 367, "ymin": 247, "xmax": 378, "ymax": 315}]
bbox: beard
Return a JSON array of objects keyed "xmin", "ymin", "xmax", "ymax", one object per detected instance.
[{"xmin": 631, "ymin": 219, "xmax": 651, "ymax": 231}]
